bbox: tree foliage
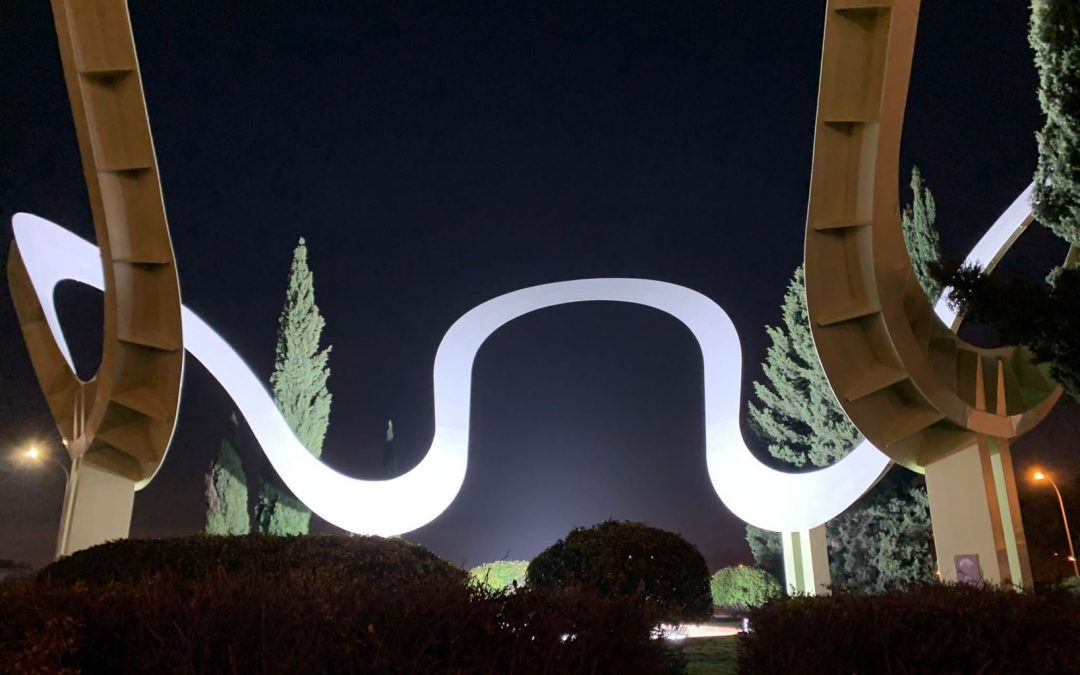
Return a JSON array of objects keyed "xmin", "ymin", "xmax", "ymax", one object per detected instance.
[
  {"xmin": 826, "ymin": 471, "xmax": 935, "ymax": 593},
  {"xmin": 527, "ymin": 520, "xmax": 712, "ymax": 623},
  {"xmin": 748, "ymin": 267, "xmax": 860, "ymax": 468},
  {"xmin": 1031, "ymin": 0, "xmax": 1080, "ymax": 246},
  {"xmin": 256, "ymin": 238, "xmax": 333, "ymax": 535},
  {"xmin": 205, "ymin": 413, "xmax": 250, "ymax": 535},
  {"xmin": 901, "ymin": 166, "xmax": 943, "ymax": 299},
  {"xmin": 937, "ymin": 263, "xmax": 1080, "ymax": 401},
  {"xmin": 709, "ymin": 566, "xmax": 782, "ymax": 611},
  {"xmin": 744, "ymin": 525, "xmax": 783, "ymax": 580},
  {"xmin": 932, "ymin": 3, "xmax": 1080, "ymax": 402},
  {"xmin": 469, "ymin": 560, "xmax": 530, "ymax": 591},
  {"xmin": 746, "ymin": 171, "xmax": 940, "ymax": 592}
]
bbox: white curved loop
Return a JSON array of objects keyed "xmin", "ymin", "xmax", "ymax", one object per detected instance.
[{"xmin": 10, "ymin": 187, "xmax": 1032, "ymax": 534}]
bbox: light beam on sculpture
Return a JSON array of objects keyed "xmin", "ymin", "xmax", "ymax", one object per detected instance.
[{"xmin": 8, "ymin": 191, "xmax": 1038, "ymax": 536}]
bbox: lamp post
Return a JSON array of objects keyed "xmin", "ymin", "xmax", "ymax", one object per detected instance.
[{"xmin": 1033, "ymin": 470, "xmax": 1079, "ymax": 578}]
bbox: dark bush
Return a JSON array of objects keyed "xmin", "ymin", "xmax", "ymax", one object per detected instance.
[
  {"xmin": 0, "ymin": 574, "xmax": 680, "ymax": 674},
  {"xmin": 738, "ymin": 583, "xmax": 1080, "ymax": 674},
  {"xmin": 527, "ymin": 520, "xmax": 712, "ymax": 623},
  {"xmin": 39, "ymin": 534, "xmax": 465, "ymax": 588},
  {"xmin": 1, "ymin": 535, "xmax": 684, "ymax": 674}
]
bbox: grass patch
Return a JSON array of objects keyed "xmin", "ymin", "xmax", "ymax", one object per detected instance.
[{"xmin": 678, "ymin": 636, "xmax": 739, "ymax": 675}]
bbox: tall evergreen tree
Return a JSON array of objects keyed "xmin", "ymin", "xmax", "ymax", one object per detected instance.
[
  {"xmin": 747, "ymin": 267, "xmax": 861, "ymax": 468},
  {"xmin": 256, "ymin": 237, "xmax": 332, "ymax": 535},
  {"xmin": 205, "ymin": 413, "xmax": 250, "ymax": 535},
  {"xmin": 901, "ymin": 167, "xmax": 943, "ymax": 299},
  {"xmin": 745, "ymin": 524, "xmax": 783, "ymax": 580},
  {"xmin": 1030, "ymin": 0, "xmax": 1080, "ymax": 247},
  {"xmin": 745, "ymin": 168, "xmax": 940, "ymax": 592}
]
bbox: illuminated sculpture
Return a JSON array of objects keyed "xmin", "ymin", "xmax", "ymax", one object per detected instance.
[
  {"xmin": 6, "ymin": 0, "xmax": 184, "ymax": 557},
  {"xmin": 7, "ymin": 0, "xmax": 1062, "ymax": 596},
  {"xmin": 803, "ymin": 0, "xmax": 1061, "ymax": 587},
  {"xmin": 9, "ymin": 189, "xmax": 1036, "ymax": 588}
]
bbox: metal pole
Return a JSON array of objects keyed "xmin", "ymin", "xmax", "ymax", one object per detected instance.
[
  {"xmin": 1047, "ymin": 476, "xmax": 1079, "ymax": 578},
  {"xmin": 48, "ymin": 456, "xmax": 70, "ymax": 483}
]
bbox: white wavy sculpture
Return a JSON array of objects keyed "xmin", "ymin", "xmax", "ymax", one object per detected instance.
[{"xmin": 10, "ymin": 187, "xmax": 1033, "ymax": 534}]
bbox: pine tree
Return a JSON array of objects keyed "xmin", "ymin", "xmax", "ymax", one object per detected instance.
[
  {"xmin": 747, "ymin": 267, "xmax": 861, "ymax": 468},
  {"xmin": 901, "ymin": 167, "xmax": 943, "ymax": 299},
  {"xmin": 256, "ymin": 237, "xmax": 332, "ymax": 535},
  {"xmin": 745, "ymin": 172, "xmax": 941, "ymax": 591},
  {"xmin": 745, "ymin": 524, "xmax": 783, "ymax": 580},
  {"xmin": 205, "ymin": 413, "xmax": 250, "ymax": 535},
  {"xmin": 1030, "ymin": 0, "xmax": 1080, "ymax": 247},
  {"xmin": 825, "ymin": 471, "xmax": 935, "ymax": 592}
]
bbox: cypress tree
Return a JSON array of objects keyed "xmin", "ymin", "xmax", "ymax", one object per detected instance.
[
  {"xmin": 745, "ymin": 524, "xmax": 784, "ymax": 580},
  {"xmin": 205, "ymin": 413, "xmax": 250, "ymax": 535},
  {"xmin": 901, "ymin": 167, "xmax": 943, "ymax": 299},
  {"xmin": 747, "ymin": 267, "xmax": 860, "ymax": 468},
  {"xmin": 256, "ymin": 237, "xmax": 332, "ymax": 535},
  {"xmin": 1030, "ymin": 0, "xmax": 1080, "ymax": 247},
  {"xmin": 745, "ymin": 171, "xmax": 940, "ymax": 591}
]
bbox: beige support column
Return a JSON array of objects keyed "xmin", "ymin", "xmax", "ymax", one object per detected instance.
[
  {"xmin": 56, "ymin": 456, "xmax": 136, "ymax": 558},
  {"xmin": 924, "ymin": 437, "xmax": 1032, "ymax": 588},
  {"xmin": 782, "ymin": 526, "xmax": 831, "ymax": 596}
]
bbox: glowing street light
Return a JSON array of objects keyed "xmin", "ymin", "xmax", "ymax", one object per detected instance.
[
  {"xmin": 21, "ymin": 445, "xmax": 69, "ymax": 483},
  {"xmin": 1032, "ymin": 469, "xmax": 1079, "ymax": 578}
]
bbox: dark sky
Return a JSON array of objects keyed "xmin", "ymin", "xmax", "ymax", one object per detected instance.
[{"xmin": 1, "ymin": 1, "xmax": 1076, "ymax": 570}]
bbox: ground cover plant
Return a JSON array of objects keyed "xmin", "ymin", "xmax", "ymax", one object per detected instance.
[
  {"xmin": 738, "ymin": 583, "xmax": 1080, "ymax": 674},
  {"xmin": 528, "ymin": 520, "xmax": 712, "ymax": 624},
  {"xmin": 2, "ymin": 535, "xmax": 683, "ymax": 674},
  {"xmin": 676, "ymin": 636, "xmax": 739, "ymax": 675}
]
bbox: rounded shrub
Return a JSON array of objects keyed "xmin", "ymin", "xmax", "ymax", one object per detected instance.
[
  {"xmin": 1, "ymin": 569, "xmax": 679, "ymax": 673},
  {"xmin": 39, "ymin": 534, "xmax": 465, "ymax": 587},
  {"xmin": 739, "ymin": 583, "xmax": 1080, "ymax": 674},
  {"xmin": 709, "ymin": 565, "xmax": 782, "ymax": 611},
  {"xmin": 469, "ymin": 560, "xmax": 529, "ymax": 590},
  {"xmin": 527, "ymin": 520, "xmax": 712, "ymax": 623}
]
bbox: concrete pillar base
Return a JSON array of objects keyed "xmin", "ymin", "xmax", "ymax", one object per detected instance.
[
  {"xmin": 782, "ymin": 525, "xmax": 831, "ymax": 595},
  {"xmin": 924, "ymin": 436, "xmax": 1032, "ymax": 588},
  {"xmin": 55, "ymin": 457, "xmax": 135, "ymax": 558}
]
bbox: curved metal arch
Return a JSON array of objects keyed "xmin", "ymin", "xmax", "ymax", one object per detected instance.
[
  {"xmin": 7, "ymin": 0, "xmax": 183, "ymax": 485},
  {"xmin": 803, "ymin": 0, "xmax": 1060, "ymax": 470},
  {"xmin": 11, "ymin": 194, "xmax": 1046, "ymax": 535},
  {"xmin": 13, "ymin": 214, "xmax": 887, "ymax": 534}
]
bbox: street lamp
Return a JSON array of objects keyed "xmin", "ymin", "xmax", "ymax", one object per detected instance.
[
  {"xmin": 1033, "ymin": 470, "xmax": 1079, "ymax": 578},
  {"xmin": 21, "ymin": 445, "xmax": 70, "ymax": 483}
]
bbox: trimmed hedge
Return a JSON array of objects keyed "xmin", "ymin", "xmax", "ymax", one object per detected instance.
[
  {"xmin": 709, "ymin": 566, "xmax": 782, "ymax": 611},
  {"xmin": 528, "ymin": 520, "xmax": 712, "ymax": 623},
  {"xmin": 39, "ymin": 534, "xmax": 465, "ymax": 587},
  {"xmin": 469, "ymin": 560, "xmax": 529, "ymax": 590},
  {"xmin": 2, "ymin": 536, "xmax": 683, "ymax": 674},
  {"xmin": 738, "ymin": 583, "xmax": 1080, "ymax": 674}
]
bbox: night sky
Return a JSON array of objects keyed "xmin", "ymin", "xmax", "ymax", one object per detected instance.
[{"xmin": 2, "ymin": 1, "xmax": 1077, "ymax": 570}]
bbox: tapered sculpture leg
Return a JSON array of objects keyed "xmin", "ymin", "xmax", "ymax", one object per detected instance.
[
  {"xmin": 782, "ymin": 525, "xmax": 830, "ymax": 595},
  {"xmin": 55, "ymin": 457, "xmax": 136, "ymax": 558},
  {"xmin": 924, "ymin": 437, "xmax": 1032, "ymax": 588}
]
